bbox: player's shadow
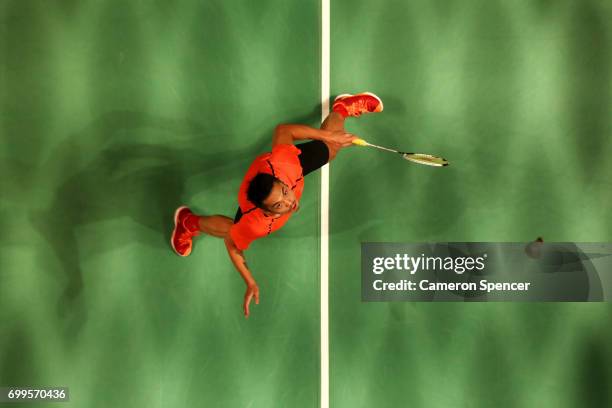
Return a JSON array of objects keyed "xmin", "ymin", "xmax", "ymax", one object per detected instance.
[
  {"xmin": 578, "ymin": 337, "xmax": 611, "ymax": 407},
  {"xmin": 28, "ymin": 108, "xmax": 318, "ymax": 340}
]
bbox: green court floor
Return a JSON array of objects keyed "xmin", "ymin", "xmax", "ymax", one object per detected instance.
[
  {"xmin": 330, "ymin": 1, "xmax": 612, "ymax": 407},
  {"xmin": 1, "ymin": 1, "xmax": 611, "ymax": 407},
  {"xmin": 1, "ymin": 1, "xmax": 320, "ymax": 407}
]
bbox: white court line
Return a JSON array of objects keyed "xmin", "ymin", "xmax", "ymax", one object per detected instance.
[{"xmin": 320, "ymin": 0, "xmax": 330, "ymax": 406}]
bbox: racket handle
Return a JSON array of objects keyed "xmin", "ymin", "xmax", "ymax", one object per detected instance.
[{"xmin": 352, "ymin": 138, "xmax": 368, "ymax": 146}]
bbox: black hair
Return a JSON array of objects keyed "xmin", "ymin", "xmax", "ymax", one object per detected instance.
[{"xmin": 247, "ymin": 173, "xmax": 280, "ymax": 209}]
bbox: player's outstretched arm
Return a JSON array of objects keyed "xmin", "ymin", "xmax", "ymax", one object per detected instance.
[
  {"xmin": 224, "ymin": 236, "xmax": 260, "ymax": 318},
  {"xmin": 273, "ymin": 124, "xmax": 356, "ymax": 148}
]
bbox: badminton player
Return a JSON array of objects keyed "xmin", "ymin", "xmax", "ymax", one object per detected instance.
[{"xmin": 171, "ymin": 93, "xmax": 383, "ymax": 317}]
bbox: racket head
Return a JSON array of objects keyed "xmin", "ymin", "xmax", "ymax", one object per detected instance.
[{"xmin": 400, "ymin": 152, "xmax": 449, "ymax": 167}]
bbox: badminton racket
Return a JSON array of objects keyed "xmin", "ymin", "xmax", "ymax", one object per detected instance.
[{"xmin": 352, "ymin": 138, "xmax": 449, "ymax": 167}]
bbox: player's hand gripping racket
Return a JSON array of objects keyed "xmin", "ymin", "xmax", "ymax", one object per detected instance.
[{"xmin": 352, "ymin": 138, "xmax": 449, "ymax": 167}]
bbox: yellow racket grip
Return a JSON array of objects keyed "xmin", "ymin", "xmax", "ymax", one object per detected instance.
[{"xmin": 352, "ymin": 138, "xmax": 368, "ymax": 146}]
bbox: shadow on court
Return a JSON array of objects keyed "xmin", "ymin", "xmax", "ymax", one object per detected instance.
[
  {"xmin": 579, "ymin": 337, "xmax": 611, "ymax": 407},
  {"xmin": 567, "ymin": 3, "xmax": 611, "ymax": 181},
  {"xmin": 1, "ymin": 326, "xmax": 36, "ymax": 386},
  {"xmin": 28, "ymin": 108, "xmax": 320, "ymax": 340}
]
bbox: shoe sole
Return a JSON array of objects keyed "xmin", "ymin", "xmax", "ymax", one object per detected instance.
[
  {"xmin": 333, "ymin": 92, "xmax": 384, "ymax": 112},
  {"xmin": 171, "ymin": 205, "xmax": 190, "ymax": 257}
]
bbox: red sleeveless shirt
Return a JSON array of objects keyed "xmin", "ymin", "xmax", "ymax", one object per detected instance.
[{"xmin": 229, "ymin": 144, "xmax": 305, "ymax": 250}]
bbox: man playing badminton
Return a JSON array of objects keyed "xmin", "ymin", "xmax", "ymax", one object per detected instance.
[{"xmin": 170, "ymin": 93, "xmax": 383, "ymax": 317}]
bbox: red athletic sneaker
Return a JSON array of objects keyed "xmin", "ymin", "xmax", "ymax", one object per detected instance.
[
  {"xmin": 171, "ymin": 206, "xmax": 200, "ymax": 257},
  {"xmin": 332, "ymin": 92, "xmax": 384, "ymax": 117}
]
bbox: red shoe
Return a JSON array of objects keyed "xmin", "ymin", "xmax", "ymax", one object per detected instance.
[
  {"xmin": 332, "ymin": 92, "xmax": 383, "ymax": 117},
  {"xmin": 171, "ymin": 206, "xmax": 200, "ymax": 257}
]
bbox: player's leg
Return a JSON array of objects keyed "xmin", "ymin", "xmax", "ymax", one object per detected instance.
[
  {"xmin": 320, "ymin": 111, "xmax": 345, "ymax": 161},
  {"xmin": 321, "ymin": 110, "xmax": 345, "ymax": 132},
  {"xmin": 197, "ymin": 215, "xmax": 233, "ymax": 238},
  {"xmin": 298, "ymin": 107, "xmax": 356, "ymax": 173},
  {"xmin": 321, "ymin": 92, "xmax": 384, "ymax": 161}
]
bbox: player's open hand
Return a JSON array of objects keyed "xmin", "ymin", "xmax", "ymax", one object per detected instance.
[
  {"xmin": 326, "ymin": 131, "xmax": 357, "ymax": 149},
  {"xmin": 243, "ymin": 282, "xmax": 260, "ymax": 318}
]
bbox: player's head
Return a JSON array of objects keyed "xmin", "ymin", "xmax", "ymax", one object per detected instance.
[{"xmin": 247, "ymin": 173, "xmax": 299, "ymax": 216}]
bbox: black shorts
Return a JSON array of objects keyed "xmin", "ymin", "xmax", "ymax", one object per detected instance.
[{"xmin": 234, "ymin": 140, "xmax": 329, "ymax": 223}]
